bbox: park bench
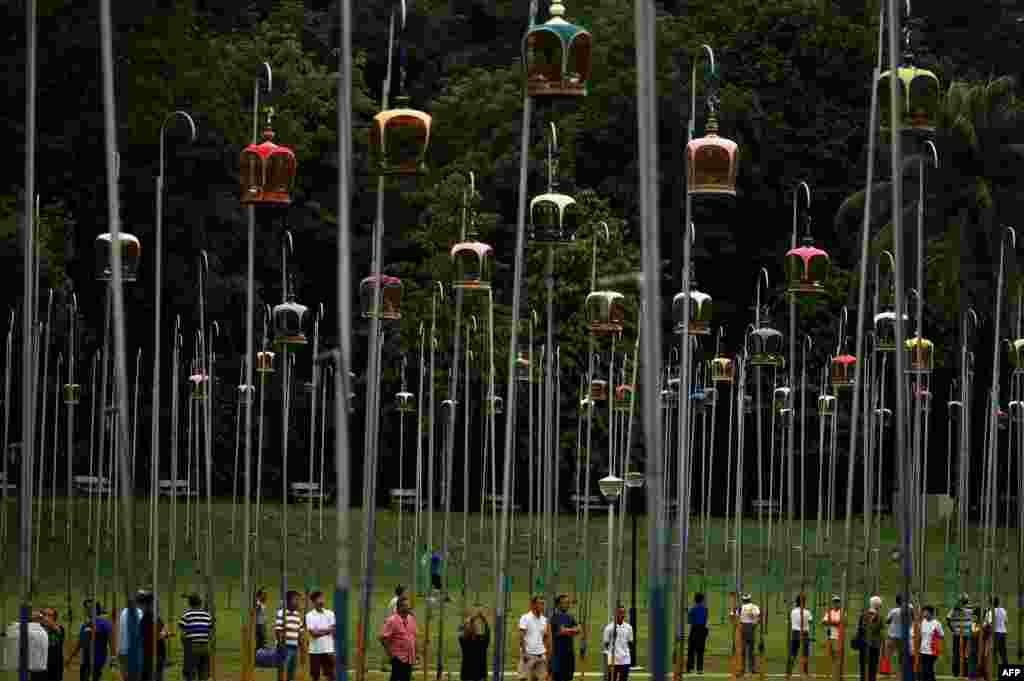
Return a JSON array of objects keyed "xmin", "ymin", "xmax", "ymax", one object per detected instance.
[
  {"xmin": 157, "ymin": 479, "xmax": 192, "ymax": 497},
  {"xmin": 73, "ymin": 475, "xmax": 112, "ymax": 495},
  {"xmin": 570, "ymin": 493, "xmax": 610, "ymax": 512},
  {"xmin": 484, "ymin": 494, "xmax": 520, "ymax": 512},
  {"xmin": 290, "ymin": 481, "xmax": 327, "ymax": 502},
  {"xmin": 389, "ymin": 488, "xmax": 422, "ymax": 510}
]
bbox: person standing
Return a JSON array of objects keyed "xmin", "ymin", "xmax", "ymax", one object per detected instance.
[
  {"xmin": 550, "ymin": 595, "xmax": 581, "ymax": 681},
  {"xmin": 786, "ymin": 594, "xmax": 812, "ymax": 681},
  {"xmin": 822, "ymin": 596, "xmax": 843, "ymax": 661},
  {"xmin": 387, "ymin": 586, "xmax": 406, "ymax": 616},
  {"xmin": 380, "ymin": 595, "xmax": 418, "ymax": 681},
  {"xmin": 458, "ymin": 608, "xmax": 490, "ymax": 681},
  {"xmin": 687, "ymin": 593, "xmax": 709, "ymax": 674},
  {"xmin": 275, "ymin": 591, "xmax": 304, "ymax": 681},
  {"xmin": 305, "ymin": 591, "xmax": 336, "ymax": 681},
  {"xmin": 602, "ymin": 605, "xmax": 633, "ymax": 681},
  {"xmin": 180, "ymin": 593, "xmax": 214, "ymax": 681},
  {"xmin": 884, "ymin": 595, "xmax": 911, "ymax": 676},
  {"xmin": 984, "ymin": 597, "xmax": 1008, "ymax": 670},
  {"xmin": 919, "ymin": 606, "xmax": 944, "ymax": 681},
  {"xmin": 136, "ymin": 593, "xmax": 167, "ymax": 681},
  {"xmin": 946, "ymin": 594, "xmax": 972, "ymax": 678},
  {"xmin": 37, "ymin": 608, "xmax": 65, "ymax": 681},
  {"xmin": 64, "ymin": 601, "xmax": 113, "ymax": 681},
  {"xmin": 3, "ymin": 615, "xmax": 50, "ymax": 681},
  {"xmin": 858, "ymin": 596, "xmax": 884, "ymax": 681},
  {"xmin": 255, "ymin": 588, "xmax": 269, "ymax": 651},
  {"xmin": 518, "ymin": 595, "xmax": 550, "ymax": 681},
  {"xmin": 430, "ymin": 550, "xmax": 443, "ymax": 593},
  {"xmin": 738, "ymin": 593, "xmax": 761, "ymax": 676}
]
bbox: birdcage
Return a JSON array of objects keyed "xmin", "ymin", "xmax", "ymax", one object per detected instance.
[
  {"xmin": 522, "ymin": 0, "xmax": 592, "ymax": 98},
  {"xmin": 239, "ymin": 126, "xmax": 297, "ymax": 204}
]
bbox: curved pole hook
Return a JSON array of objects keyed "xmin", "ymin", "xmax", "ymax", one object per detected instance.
[
  {"xmin": 837, "ymin": 306, "xmax": 849, "ymax": 354},
  {"xmin": 260, "ymin": 62, "xmax": 273, "ymax": 94},
  {"xmin": 923, "ymin": 140, "xmax": 939, "ymax": 168},
  {"xmin": 434, "ymin": 281, "xmax": 445, "ymax": 300},
  {"xmin": 469, "ymin": 315, "xmax": 478, "ymax": 334}
]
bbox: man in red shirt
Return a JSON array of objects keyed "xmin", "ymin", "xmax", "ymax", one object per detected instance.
[{"xmin": 379, "ymin": 596, "xmax": 418, "ymax": 681}]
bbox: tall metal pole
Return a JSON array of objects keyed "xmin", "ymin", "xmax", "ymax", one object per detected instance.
[
  {"xmin": 19, "ymin": 0, "xmax": 38, "ymax": 676},
  {"xmin": 886, "ymin": 1, "xmax": 913, "ymax": 679},
  {"xmin": 492, "ymin": 0, "xmax": 536, "ymax": 677},
  {"xmin": 787, "ymin": 183, "xmax": 809, "ymax": 600},
  {"xmin": 241, "ymin": 63, "xmax": 271, "ymax": 681},
  {"xmin": 333, "ymin": 0, "xmax": 355, "ymax": 670},
  {"xmin": 637, "ymin": 0, "xmax": 667, "ymax": 677},
  {"xmin": 100, "ymin": 0, "xmax": 139, "ymax": 672}
]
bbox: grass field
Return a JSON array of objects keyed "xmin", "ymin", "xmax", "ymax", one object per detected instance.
[{"xmin": 0, "ymin": 497, "xmax": 1020, "ymax": 681}]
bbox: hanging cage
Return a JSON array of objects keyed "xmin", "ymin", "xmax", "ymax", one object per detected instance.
[
  {"xmin": 522, "ymin": 0, "xmax": 592, "ymax": 98},
  {"xmin": 240, "ymin": 126, "xmax": 297, "ymax": 205},
  {"xmin": 873, "ymin": 310, "xmax": 908, "ymax": 352},
  {"xmin": 585, "ymin": 291, "xmax": 626, "ymax": 336},
  {"xmin": 613, "ymin": 383, "xmax": 636, "ymax": 412},
  {"xmin": 672, "ymin": 288, "xmax": 713, "ymax": 336},
  {"xmin": 237, "ymin": 384, "xmax": 255, "ymax": 406},
  {"xmin": 529, "ymin": 193, "xmax": 580, "ymax": 244},
  {"xmin": 273, "ymin": 294, "xmax": 310, "ymax": 347},
  {"xmin": 773, "ymin": 386, "xmax": 792, "ymax": 415},
  {"xmin": 904, "ymin": 336, "xmax": 934, "ymax": 374},
  {"xmin": 710, "ymin": 355, "xmax": 736, "ymax": 384},
  {"xmin": 877, "ymin": 66, "xmax": 940, "ymax": 136},
  {"xmin": 360, "ymin": 274, "xmax": 403, "ymax": 320},
  {"xmin": 486, "ymin": 394, "xmax": 504, "ymax": 415},
  {"xmin": 256, "ymin": 350, "xmax": 276, "ymax": 374},
  {"xmin": 63, "ymin": 383, "xmax": 81, "ymax": 406},
  {"xmin": 95, "ymin": 232, "xmax": 142, "ymax": 283},
  {"xmin": 749, "ymin": 325, "xmax": 785, "ymax": 368},
  {"xmin": 590, "ymin": 379, "xmax": 608, "ymax": 402},
  {"xmin": 817, "ymin": 393, "xmax": 837, "ymax": 417},
  {"xmin": 912, "ymin": 384, "xmax": 932, "ymax": 412},
  {"xmin": 370, "ymin": 100, "xmax": 432, "ymax": 176},
  {"xmin": 830, "ymin": 354, "xmax": 857, "ymax": 390},
  {"xmin": 451, "ymin": 241, "xmax": 495, "ymax": 291},
  {"xmin": 397, "ymin": 390, "xmax": 415, "ymax": 413},
  {"xmin": 1008, "ymin": 338, "xmax": 1024, "ymax": 373},
  {"xmin": 190, "ymin": 368, "xmax": 209, "ymax": 400},
  {"xmin": 785, "ymin": 238, "xmax": 831, "ymax": 296},
  {"xmin": 686, "ymin": 113, "xmax": 739, "ymax": 196}
]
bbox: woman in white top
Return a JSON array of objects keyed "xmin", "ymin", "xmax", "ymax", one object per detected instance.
[
  {"xmin": 918, "ymin": 606, "xmax": 943, "ymax": 681},
  {"xmin": 786, "ymin": 595, "xmax": 811, "ymax": 681},
  {"xmin": 985, "ymin": 597, "xmax": 1008, "ymax": 668}
]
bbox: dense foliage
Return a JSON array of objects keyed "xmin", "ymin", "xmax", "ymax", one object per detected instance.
[{"xmin": 0, "ymin": 0, "xmax": 1022, "ymax": 508}]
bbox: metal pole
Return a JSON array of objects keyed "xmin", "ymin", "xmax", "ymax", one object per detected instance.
[
  {"xmin": 492, "ymin": 0, "xmax": 536, "ymax": 677},
  {"xmin": 19, "ymin": 0, "xmax": 38, "ymax": 675},
  {"xmin": 637, "ymin": 0, "xmax": 667, "ymax": 676},
  {"xmin": 334, "ymin": 0, "xmax": 355, "ymax": 669}
]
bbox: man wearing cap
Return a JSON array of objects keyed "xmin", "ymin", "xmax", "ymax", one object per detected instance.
[
  {"xmin": 65, "ymin": 601, "xmax": 113, "ymax": 681},
  {"xmin": 179, "ymin": 594, "xmax": 213, "ymax": 681},
  {"xmin": 945, "ymin": 594, "xmax": 972, "ymax": 677},
  {"xmin": 822, "ymin": 596, "xmax": 843, "ymax": 661},
  {"xmin": 738, "ymin": 593, "xmax": 761, "ymax": 676}
]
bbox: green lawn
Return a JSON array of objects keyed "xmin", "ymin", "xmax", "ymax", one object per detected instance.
[{"xmin": 0, "ymin": 498, "xmax": 1020, "ymax": 681}]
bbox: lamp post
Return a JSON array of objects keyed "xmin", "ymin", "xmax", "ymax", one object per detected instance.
[
  {"xmin": 625, "ymin": 471, "xmax": 644, "ymax": 664},
  {"xmin": 599, "ymin": 475, "xmax": 624, "ymax": 635}
]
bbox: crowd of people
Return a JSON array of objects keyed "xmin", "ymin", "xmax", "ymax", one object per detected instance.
[{"xmin": 2, "ymin": 584, "xmax": 1012, "ymax": 681}]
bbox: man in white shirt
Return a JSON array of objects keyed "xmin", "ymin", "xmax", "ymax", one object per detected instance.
[
  {"xmin": 518, "ymin": 595, "xmax": 550, "ymax": 681},
  {"xmin": 985, "ymin": 597, "xmax": 1008, "ymax": 668},
  {"xmin": 305, "ymin": 591, "xmax": 336, "ymax": 681},
  {"xmin": 786, "ymin": 594, "xmax": 811, "ymax": 681},
  {"xmin": 602, "ymin": 605, "xmax": 634, "ymax": 681},
  {"xmin": 1, "ymin": 619, "xmax": 49, "ymax": 678},
  {"xmin": 918, "ymin": 606, "xmax": 943, "ymax": 681},
  {"xmin": 737, "ymin": 593, "xmax": 761, "ymax": 675},
  {"xmin": 885, "ymin": 595, "xmax": 910, "ymax": 675},
  {"xmin": 118, "ymin": 591, "xmax": 147, "ymax": 681}
]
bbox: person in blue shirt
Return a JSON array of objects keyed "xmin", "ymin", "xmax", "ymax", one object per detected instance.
[
  {"xmin": 430, "ymin": 550, "xmax": 442, "ymax": 591},
  {"xmin": 549, "ymin": 595, "xmax": 581, "ymax": 681},
  {"xmin": 686, "ymin": 593, "xmax": 709, "ymax": 674},
  {"xmin": 65, "ymin": 601, "xmax": 113, "ymax": 681}
]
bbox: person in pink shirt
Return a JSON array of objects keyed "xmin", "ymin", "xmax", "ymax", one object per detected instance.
[{"xmin": 379, "ymin": 596, "xmax": 418, "ymax": 681}]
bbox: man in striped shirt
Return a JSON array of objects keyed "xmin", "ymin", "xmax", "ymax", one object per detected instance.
[
  {"xmin": 179, "ymin": 594, "xmax": 213, "ymax": 681},
  {"xmin": 276, "ymin": 591, "xmax": 304, "ymax": 681}
]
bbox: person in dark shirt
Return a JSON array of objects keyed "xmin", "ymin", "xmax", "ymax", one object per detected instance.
[
  {"xmin": 38, "ymin": 608, "xmax": 65, "ymax": 681},
  {"xmin": 458, "ymin": 608, "xmax": 490, "ymax": 681},
  {"xmin": 550, "ymin": 595, "xmax": 581, "ymax": 681},
  {"xmin": 65, "ymin": 601, "xmax": 113, "ymax": 681},
  {"xmin": 686, "ymin": 593, "xmax": 709, "ymax": 674}
]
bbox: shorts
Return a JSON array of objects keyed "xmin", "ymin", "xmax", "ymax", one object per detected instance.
[{"xmin": 519, "ymin": 654, "xmax": 548, "ymax": 681}]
